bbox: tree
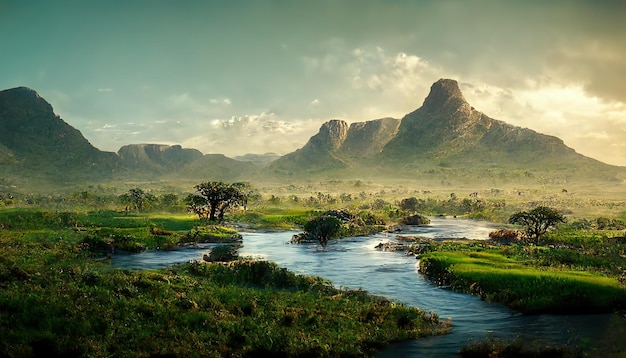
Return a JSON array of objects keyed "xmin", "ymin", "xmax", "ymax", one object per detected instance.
[
  {"xmin": 119, "ymin": 188, "xmax": 149, "ymax": 213},
  {"xmin": 303, "ymin": 215, "xmax": 343, "ymax": 249},
  {"xmin": 185, "ymin": 181, "xmax": 247, "ymax": 222},
  {"xmin": 508, "ymin": 206, "xmax": 566, "ymax": 244},
  {"xmin": 399, "ymin": 197, "xmax": 419, "ymax": 212}
]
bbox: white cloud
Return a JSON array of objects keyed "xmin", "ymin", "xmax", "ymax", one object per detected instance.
[{"xmin": 179, "ymin": 111, "xmax": 321, "ymax": 156}]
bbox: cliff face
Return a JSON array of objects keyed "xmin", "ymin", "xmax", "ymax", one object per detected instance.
[
  {"xmin": 339, "ymin": 118, "xmax": 401, "ymax": 158},
  {"xmin": 269, "ymin": 117, "xmax": 401, "ymax": 173},
  {"xmin": 118, "ymin": 144, "xmax": 203, "ymax": 172}
]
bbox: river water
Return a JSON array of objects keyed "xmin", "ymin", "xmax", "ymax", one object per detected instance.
[{"xmin": 112, "ymin": 217, "xmax": 619, "ymax": 356}]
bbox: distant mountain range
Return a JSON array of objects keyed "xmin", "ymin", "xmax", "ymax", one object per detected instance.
[{"xmin": 0, "ymin": 80, "xmax": 623, "ymax": 191}]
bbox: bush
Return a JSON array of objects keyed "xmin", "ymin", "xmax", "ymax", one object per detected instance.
[
  {"xmin": 488, "ymin": 229, "xmax": 520, "ymax": 244},
  {"xmin": 303, "ymin": 215, "xmax": 342, "ymax": 249},
  {"xmin": 203, "ymin": 243, "xmax": 241, "ymax": 262}
]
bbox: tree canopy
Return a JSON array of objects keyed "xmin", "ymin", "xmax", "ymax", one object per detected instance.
[
  {"xmin": 185, "ymin": 181, "xmax": 247, "ymax": 222},
  {"xmin": 508, "ymin": 206, "xmax": 566, "ymax": 244},
  {"xmin": 303, "ymin": 215, "xmax": 343, "ymax": 249},
  {"xmin": 119, "ymin": 188, "xmax": 154, "ymax": 213}
]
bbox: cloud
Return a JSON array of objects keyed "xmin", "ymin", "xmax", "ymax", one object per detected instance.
[
  {"xmin": 300, "ymin": 44, "xmax": 449, "ymax": 121},
  {"xmin": 97, "ymin": 88, "xmax": 113, "ymax": 92},
  {"xmin": 180, "ymin": 111, "xmax": 321, "ymax": 156},
  {"xmin": 462, "ymin": 80, "xmax": 626, "ymax": 166},
  {"xmin": 544, "ymin": 41, "xmax": 626, "ymax": 103}
]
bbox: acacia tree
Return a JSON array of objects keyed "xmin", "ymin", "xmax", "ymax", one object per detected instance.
[
  {"xmin": 185, "ymin": 181, "xmax": 247, "ymax": 222},
  {"xmin": 508, "ymin": 206, "xmax": 566, "ymax": 244}
]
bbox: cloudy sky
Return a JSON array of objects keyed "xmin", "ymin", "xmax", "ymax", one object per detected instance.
[{"xmin": 2, "ymin": 0, "xmax": 625, "ymax": 165}]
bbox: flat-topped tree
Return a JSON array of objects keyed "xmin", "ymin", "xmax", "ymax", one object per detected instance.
[
  {"xmin": 185, "ymin": 181, "xmax": 247, "ymax": 222},
  {"xmin": 509, "ymin": 206, "xmax": 566, "ymax": 244}
]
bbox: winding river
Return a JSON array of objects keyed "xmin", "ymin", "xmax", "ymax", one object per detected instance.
[{"xmin": 112, "ymin": 217, "xmax": 619, "ymax": 356}]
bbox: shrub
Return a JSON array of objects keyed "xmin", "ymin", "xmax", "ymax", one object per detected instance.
[
  {"xmin": 488, "ymin": 229, "xmax": 520, "ymax": 244},
  {"xmin": 303, "ymin": 215, "xmax": 342, "ymax": 249}
]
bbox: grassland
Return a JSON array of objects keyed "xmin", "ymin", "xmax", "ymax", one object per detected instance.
[
  {"xmin": 0, "ymin": 194, "xmax": 451, "ymax": 356},
  {"xmin": 417, "ymin": 223, "xmax": 626, "ymax": 314},
  {"xmin": 1, "ymin": 180, "xmax": 625, "ymax": 356}
]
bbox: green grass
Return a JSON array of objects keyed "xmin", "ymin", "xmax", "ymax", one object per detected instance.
[
  {"xmin": 0, "ymin": 234, "xmax": 449, "ymax": 356},
  {"xmin": 419, "ymin": 249, "xmax": 626, "ymax": 313},
  {"xmin": 231, "ymin": 208, "xmax": 313, "ymax": 229}
]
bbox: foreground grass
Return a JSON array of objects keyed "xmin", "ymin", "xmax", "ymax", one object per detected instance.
[
  {"xmin": 420, "ymin": 249, "xmax": 626, "ymax": 313},
  {"xmin": 0, "ymin": 219, "xmax": 449, "ymax": 357},
  {"xmin": 415, "ymin": 223, "xmax": 626, "ymax": 315}
]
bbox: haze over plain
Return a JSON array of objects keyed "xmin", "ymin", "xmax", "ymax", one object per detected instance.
[{"xmin": 1, "ymin": 0, "xmax": 625, "ymax": 166}]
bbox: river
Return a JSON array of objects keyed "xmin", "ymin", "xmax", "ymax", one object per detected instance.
[{"xmin": 112, "ymin": 217, "xmax": 619, "ymax": 356}]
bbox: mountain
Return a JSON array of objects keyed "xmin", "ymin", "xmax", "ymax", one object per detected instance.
[
  {"xmin": 118, "ymin": 144, "xmax": 203, "ymax": 174},
  {"xmin": 178, "ymin": 154, "xmax": 259, "ymax": 182},
  {"xmin": 269, "ymin": 119, "xmax": 349, "ymax": 173},
  {"xmin": 381, "ymin": 79, "xmax": 582, "ymax": 166},
  {"xmin": 1, "ymin": 82, "xmax": 623, "ymax": 191},
  {"xmin": 269, "ymin": 117, "xmax": 401, "ymax": 173},
  {"xmin": 0, "ymin": 87, "xmax": 120, "ymax": 184},
  {"xmin": 0, "ymin": 86, "xmax": 263, "ymax": 188},
  {"xmin": 234, "ymin": 153, "xmax": 281, "ymax": 165},
  {"xmin": 270, "ymin": 79, "xmax": 624, "ymax": 184},
  {"xmin": 339, "ymin": 118, "xmax": 402, "ymax": 159}
]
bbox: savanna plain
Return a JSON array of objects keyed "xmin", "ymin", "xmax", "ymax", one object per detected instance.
[{"xmin": 1, "ymin": 177, "xmax": 625, "ymax": 357}]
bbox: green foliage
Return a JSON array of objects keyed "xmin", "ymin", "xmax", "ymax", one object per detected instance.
[
  {"xmin": 399, "ymin": 197, "xmax": 419, "ymax": 212},
  {"xmin": 419, "ymin": 248, "xmax": 626, "ymax": 314},
  {"xmin": 118, "ymin": 188, "xmax": 157, "ymax": 213},
  {"xmin": 0, "ymin": 234, "xmax": 448, "ymax": 357},
  {"xmin": 180, "ymin": 226, "xmax": 242, "ymax": 244},
  {"xmin": 203, "ymin": 244, "xmax": 242, "ymax": 262},
  {"xmin": 230, "ymin": 209, "xmax": 312, "ymax": 229},
  {"xmin": 460, "ymin": 338, "xmax": 584, "ymax": 358},
  {"xmin": 303, "ymin": 215, "xmax": 343, "ymax": 249},
  {"xmin": 186, "ymin": 181, "xmax": 247, "ymax": 222},
  {"xmin": 509, "ymin": 206, "xmax": 566, "ymax": 244}
]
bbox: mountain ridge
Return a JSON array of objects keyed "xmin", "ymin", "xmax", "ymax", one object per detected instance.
[
  {"xmin": 1, "ymin": 81, "xmax": 624, "ymax": 190},
  {"xmin": 0, "ymin": 86, "xmax": 120, "ymax": 182},
  {"xmin": 270, "ymin": 79, "xmax": 623, "ymax": 183}
]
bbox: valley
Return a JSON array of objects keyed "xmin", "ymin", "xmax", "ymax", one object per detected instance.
[{"xmin": 1, "ymin": 79, "xmax": 625, "ymax": 356}]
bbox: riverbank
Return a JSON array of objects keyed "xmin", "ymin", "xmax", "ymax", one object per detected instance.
[
  {"xmin": 0, "ymin": 229, "xmax": 450, "ymax": 357},
  {"xmin": 414, "ymin": 235, "xmax": 626, "ymax": 314}
]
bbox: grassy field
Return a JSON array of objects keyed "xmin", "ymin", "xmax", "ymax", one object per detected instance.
[
  {"xmin": 417, "ymin": 222, "xmax": 626, "ymax": 314},
  {"xmin": 0, "ymin": 203, "xmax": 450, "ymax": 356},
  {"xmin": 1, "ymin": 181, "xmax": 626, "ymax": 356},
  {"xmin": 419, "ymin": 249, "xmax": 626, "ymax": 313}
]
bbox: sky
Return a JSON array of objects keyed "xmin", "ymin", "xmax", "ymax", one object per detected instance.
[{"xmin": 1, "ymin": 0, "xmax": 626, "ymax": 166}]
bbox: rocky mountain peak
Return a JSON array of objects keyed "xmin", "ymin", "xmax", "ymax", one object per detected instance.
[
  {"xmin": 0, "ymin": 86, "xmax": 120, "ymax": 180},
  {"xmin": 0, "ymin": 86, "xmax": 53, "ymax": 116},
  {"xmin": 422, "ymin": 78, "xmax": 467, "ymax": 112},
  {"xmin": 309, "ymin": 119, "xmax": 349, "ymax": 151}
]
